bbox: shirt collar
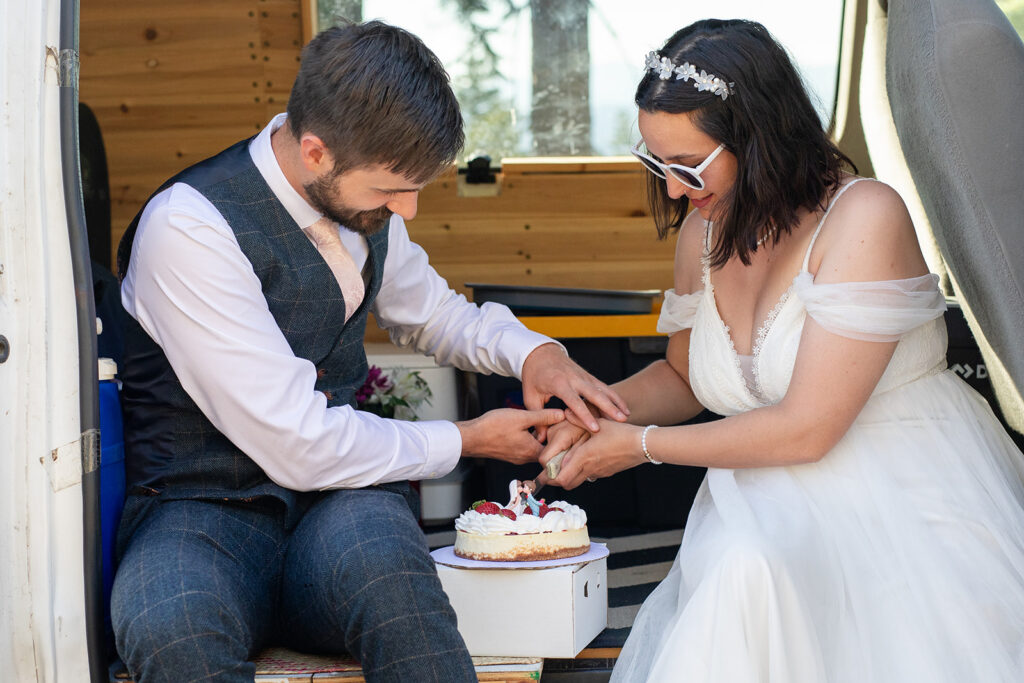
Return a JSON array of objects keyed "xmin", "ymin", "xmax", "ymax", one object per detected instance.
[{"xmin": 248, "ymin": 113, "xmax": 322, "ymax": 230}]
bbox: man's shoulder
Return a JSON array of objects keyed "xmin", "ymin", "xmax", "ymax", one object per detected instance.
[
  {"xmin": 140, "ymin": 182, "xmax": 225, "ymax": 232},
  {"xmin": 170, "ymin": 137, "xmax": 258, "ymax": 193}
]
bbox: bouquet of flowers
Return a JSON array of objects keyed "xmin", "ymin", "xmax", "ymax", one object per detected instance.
[{"xmin": 356, "ymin": 365, "xmax": 433, "ymax": 421}]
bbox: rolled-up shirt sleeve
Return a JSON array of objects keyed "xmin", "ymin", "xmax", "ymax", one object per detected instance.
[{"xmin": 122, "ymin": 184, "xmax": 462, "ymax": 491}]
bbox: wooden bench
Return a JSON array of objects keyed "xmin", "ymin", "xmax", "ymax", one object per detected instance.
[
  {"xmin": 110, "ymin": 648, "xmax": 546, "ymax": 682},
  {"xmin": 109, "ymin": 646, "xmax": 628, "ymax": 681}
]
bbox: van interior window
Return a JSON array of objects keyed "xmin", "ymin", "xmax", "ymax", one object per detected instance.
[{"xmin": 316, "ymin": 0, "xmax": 845, "ymax": 160}]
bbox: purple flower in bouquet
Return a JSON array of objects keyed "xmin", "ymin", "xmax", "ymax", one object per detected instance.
[{"xmin": 356, "ymin": 364, "xmax": 432, "ymax": 420}]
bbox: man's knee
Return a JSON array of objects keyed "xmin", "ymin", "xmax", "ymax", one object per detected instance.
[
  {"xmin": 113, "ymin": 576, "xmax": 255, "ymax": 681},
  {"xmin": 298, "ymin": 488, "xmax": 432, "ymax": 581},
  {"xmin": 285, "ymin": 492, "xmax": 453, "ymax": 631},
  {"xmin": 110, "ymin": 500, "xmax": 281, "ymax": 681}
]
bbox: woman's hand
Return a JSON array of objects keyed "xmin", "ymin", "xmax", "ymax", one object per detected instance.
[
  {"xmin": 552, "ymin": 418, "xmax": 648, "ymax": 490},
  {"xmin": 538, "ymin": 419, "xmax": 590, "ymax": 474}
]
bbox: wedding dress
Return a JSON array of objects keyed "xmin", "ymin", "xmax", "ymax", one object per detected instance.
[{"xmin": 612, "ymin": 179, "xmax": 1024, "ymax": 682}]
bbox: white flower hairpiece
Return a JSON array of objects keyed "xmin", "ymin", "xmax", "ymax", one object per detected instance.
[{"xmin": 644, "ymin": 51, "xmax": 735, "ymax": 100}]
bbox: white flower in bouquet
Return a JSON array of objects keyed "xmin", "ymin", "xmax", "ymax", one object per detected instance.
[{"xmin": 356, "ymin": 365, "xmax": 433, "ymax": 421}]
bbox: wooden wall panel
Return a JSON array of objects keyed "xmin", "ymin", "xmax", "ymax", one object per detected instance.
[
  {"xmin": 408, "ymin": 162, "xmax": 676, "ymax": 300},
  {"xmin": 369, "ymin": 160, "xmax": 677, "ymax": 344},
  {"xmin": 408, "ymin": 217, "xmax": 667, "ymax": 265},
  {"xmin": 80, "ymin": 0, "xmax": 304, "ymax": 265},
  {"xmin": 420, "ymin": 172, "xmax": 649, "ymax": 218}
]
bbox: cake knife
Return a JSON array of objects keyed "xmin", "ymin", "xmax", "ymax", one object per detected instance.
[{"xmin": 522, "ymin": 450, "xmax": 566, "ymax": 498}]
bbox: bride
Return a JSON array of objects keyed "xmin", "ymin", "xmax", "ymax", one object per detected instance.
[{"xmin": 541, "ymin": 18, "xmax": 1024, "ymax": 682}]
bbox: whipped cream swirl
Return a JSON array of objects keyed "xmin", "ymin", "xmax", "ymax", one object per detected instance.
[{"xmin": 455, "ymin": 501, "xmax": 587, "ymax": 535}]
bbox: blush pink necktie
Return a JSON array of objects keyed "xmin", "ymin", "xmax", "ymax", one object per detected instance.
[{"xmin": 304, "ymin": 217, "xmax": 365, "ymax": 322}]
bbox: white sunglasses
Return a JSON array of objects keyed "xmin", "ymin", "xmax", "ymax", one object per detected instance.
[{"xmin": 630, "ymin": 141, "xmax": 725, "ymax": 191}]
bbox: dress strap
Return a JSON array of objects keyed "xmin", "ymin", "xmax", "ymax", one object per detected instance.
[
  {"xmin": 800, "ymin": 177, "xmax": 870, "ymax": 272},
  {"xmin": 701, "ymin": 219, "xmax": 714, "ymax": 279}
]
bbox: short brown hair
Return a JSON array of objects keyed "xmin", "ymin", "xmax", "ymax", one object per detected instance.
[{"xmin": 287, "ymin": 20, "xmax": 464, "ymax": 183}]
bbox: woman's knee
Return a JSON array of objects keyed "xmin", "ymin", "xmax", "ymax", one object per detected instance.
[{"xmin": 717, "ymin": 538, "xmax": 777, "ymax": 584}]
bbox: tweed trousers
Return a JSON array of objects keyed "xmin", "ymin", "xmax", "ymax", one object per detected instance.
[{"xmin": 111, "ymin": 484, "xmax": 475, "ymax": 683}]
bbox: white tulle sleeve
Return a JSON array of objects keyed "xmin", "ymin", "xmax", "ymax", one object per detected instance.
[
  {"xmin": 656, "ymin": 289, "xmax": 702, "ymax": 335},
  {"xmin": 793, "ymin": 271, "xmax": 947, "ymax": 342}
]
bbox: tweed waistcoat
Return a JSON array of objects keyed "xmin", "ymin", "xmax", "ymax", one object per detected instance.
[{"xmin": 116, "ymin": 138, "xmax": 389, "ymax": 508}]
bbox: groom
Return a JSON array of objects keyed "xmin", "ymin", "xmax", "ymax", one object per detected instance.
[{"xmin": 111, "ymin": 20, "xmax": 627, "ymax": 683}]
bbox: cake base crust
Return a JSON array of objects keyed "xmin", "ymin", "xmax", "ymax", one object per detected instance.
[{"xmin": 453, "ymin": 527, "xmax": 590, "ymax": 562}]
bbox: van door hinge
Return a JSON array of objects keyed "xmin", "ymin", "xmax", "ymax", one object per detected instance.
[{"xmin": 82, "ymin": 428, "xmax": 100, "ymax": 474}]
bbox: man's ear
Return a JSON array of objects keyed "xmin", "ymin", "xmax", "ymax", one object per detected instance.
[{"xmin": 299, "ymin": 133, "xmax": 333, "ymax": 173}]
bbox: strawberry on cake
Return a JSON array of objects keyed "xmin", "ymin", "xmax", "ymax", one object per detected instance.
[{"xmin": 453, "ymin": 480, "xmax": 590, "ymax": 561}]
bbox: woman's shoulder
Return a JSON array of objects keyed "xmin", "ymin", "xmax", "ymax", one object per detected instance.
[
  {"xmin": 672, "ymin": 209, "xmax": 708, "ymax": 293},
  {"xmin": 815, "ymin": 176, "xmax": 908, "ymax": 232},
  {"xmin": 809, "ymin": 176, "xmax": 928, "ymax": 284},
  {"xmin": 835, "ymin": 176, "xmax": 907, "ymax": 217}
]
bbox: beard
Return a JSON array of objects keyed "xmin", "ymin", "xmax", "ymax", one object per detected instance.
[{"xmin": 304, "ymin": 172, "xmax": 392, "ymax": 236}]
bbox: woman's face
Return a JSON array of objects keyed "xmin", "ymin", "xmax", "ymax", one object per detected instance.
[{"xmin": 637, "ymin": 109, "xmax": 737, "ymax": 220}]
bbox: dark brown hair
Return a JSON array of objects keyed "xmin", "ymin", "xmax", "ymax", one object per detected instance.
[
  {"xmin": 287, "ymin": 20, "xmax": 464, "ymax": 184},
  {"xmin": 636, "ymin": 19, "xmax": 855, "ymax": 267}
]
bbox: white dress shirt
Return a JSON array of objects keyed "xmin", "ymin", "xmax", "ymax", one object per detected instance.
[{"xmin": 121, "ymin": 113, "xmax": 554, "ymax": 491}]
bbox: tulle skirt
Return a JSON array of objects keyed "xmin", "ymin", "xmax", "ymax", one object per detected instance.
[{"xmin": 612, "ymin": 370, "xmax": 1024, "ymax": 682}]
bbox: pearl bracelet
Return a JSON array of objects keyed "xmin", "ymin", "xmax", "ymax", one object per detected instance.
[{"xmin": 641, "ymin": 424, "xmax": 662, "ymax": 465}]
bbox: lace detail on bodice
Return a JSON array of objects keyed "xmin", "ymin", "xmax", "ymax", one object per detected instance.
[
  {"xmin": 751, "ymin": 284, "xmax": 794, "ymax": 402},
  {"xmin": 713, "ymin": 308, "xmax": 747, "ymax": 391},
  {"xmin": 691, "ymin": 273, "xmax": 948, "ymax": 415},
  {"xmin": 685, "ymin": 178, "xmax": 948, "ymax": 416},
  {"xmin": 685, "ymin": 229, "xmax": 766, "ymax": 413},
  {"xmin": 701, "ymin": 240, "xmax": 751, "ymax": 398}
]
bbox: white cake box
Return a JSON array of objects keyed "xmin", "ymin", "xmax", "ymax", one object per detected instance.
[{"xmin": 431, "ymin": 544, "xmax": 609, "ymax": 658}]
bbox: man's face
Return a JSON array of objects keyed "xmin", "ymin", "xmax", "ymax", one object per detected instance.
[{"xmin": 304, "ymin": 164, "xmax": 424, "ymax": 235}]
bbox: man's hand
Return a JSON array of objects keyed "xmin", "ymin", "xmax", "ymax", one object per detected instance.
[
  {"xmin": 456, "ymin": 408, "xmax": 565, "ymax": 464},
  {"xmin": 521, "ymin": 343, "xmax": 630, "ymax": 436}
]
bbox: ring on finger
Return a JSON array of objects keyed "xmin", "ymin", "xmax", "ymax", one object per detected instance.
[{"xmin": 586, "ymin": 476, "xmax": 597, "ymax": 483}]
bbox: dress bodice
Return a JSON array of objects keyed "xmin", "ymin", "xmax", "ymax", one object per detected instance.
[{"xmin": 657, "ymin": 179, "xmax": 949, "ymax": 416}]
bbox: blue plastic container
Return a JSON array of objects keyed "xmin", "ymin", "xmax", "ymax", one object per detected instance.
[{"xmin": 98, "ymin": 357, "xmax": 125, "ymax": 634}]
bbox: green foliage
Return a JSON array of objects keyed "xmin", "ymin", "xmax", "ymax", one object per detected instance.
[
  {"xmin": 318, "ymin": 0, "xmax": 363, "ymax": 28},
  {"xmin": 441, "ymin": 0, "xmax": 527, "ymax": 159},
  {"xmin": 996, "ymin": 0, "xmax": 1024, "ymax": 36},
  {"xmin": 356, "ymin": 365, "xmax": 433, "ymax": 421},
  {"xmin": 452, "ymin": 42, "xmax": 522, "ymax": 158}
]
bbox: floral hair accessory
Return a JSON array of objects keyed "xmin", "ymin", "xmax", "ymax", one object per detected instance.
[{"xmin": 644, "ymin": 51, "xmax": 735, "ymax": 100}]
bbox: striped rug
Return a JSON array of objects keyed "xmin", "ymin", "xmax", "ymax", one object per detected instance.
[{"xmin": 425, "ymin": 524, "xmax": 683, "ymax": 649}]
